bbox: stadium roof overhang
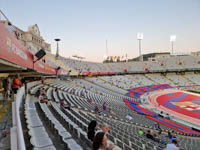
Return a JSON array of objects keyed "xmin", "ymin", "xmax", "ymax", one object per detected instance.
[
  {"xmin": 0, "ymin": 58, "xmax": 26, "ymax": 73},
  {"xmin": 0, "ymin": 58, "xmax": 52, "ymax": 76},
  {"xmin": 0, "ymin": 58, "xmax": 64, "ymax": 79}
]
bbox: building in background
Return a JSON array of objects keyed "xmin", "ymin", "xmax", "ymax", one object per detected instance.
[
  {"xmin": 129, "ymin": 52, "xmax": 171, "ymax": 62},
  {"xmin": 191, "ymin": 51, "xmax": 200, "ymax": 56},
  {"xmin": 1, "ymin": 20, "xmax": 51, "ymax": 55}
]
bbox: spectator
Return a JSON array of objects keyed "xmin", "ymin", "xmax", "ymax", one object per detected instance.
[
  {"xmin": 21, "ymin": 78, "xmax": 26, "ymax": 86},
  {"xmin": 81, "ymin": 91, "xmax": 84, "ymax": 97},
  {"xmin": 39, "ymin": 95, "xmax": 48, "ymax": 104},
  {"xmin": 103, "ymin": 102, "xmax": 107, "ymax": 111},
  {"xmin": 41, "ymin": 77, "xmax": 44, "ymax": 84},
  {"xmin": 60, "ymin": 99, "xmax": 70, "ymax": 110},
  {"xmin": 171, "ymin": 131, "xmax": 176, "ymax": 138},
  {"xmin": 88, "ymin": 99, "xmax": 93, "ymax": 104},
  {"xmin": 125, "ymin": 114, "xmax": 133, "ymax": 120},
  {"xmin": 2, "ymin": 78, "xmax": 8, "ymax": 99},
  {"xmin": 158, "ymin": 130, "xmax": 165, "ymax": 144},
  {"xmin": 168, "ymin": 131, "xmax": 172, "ymax": 138},
  {"xmin": 165, "ymin": 140, "xmax": 179, "ymax": 150},
  {"xmin": 95, "ymin": 106, "xmax": 99, "ymax": 113},
  {"xmin": 87, "ymin": 120, "xmax": 98, "ymax": 142},
  {"xmin": 97, "ymin": 123, "xmax": 109, "ymax": 135},
  {"xmin": 40, "ymin": 88, "xmax": 46, "ymax": 96},
  {"xmin": 93, "ymin": 132, "xmax": 114, "ymax": 150},
  {"xmin": 12, "ymin": 74, "xmax": 21, "ymax": 95},
  {"xmin": 158, "ymin": 129, "xmax": 162, "ymax": 135},
  {"xmin": 99, "ymin": 111, "xmax": 103, "ymax": 116},
  {"xmin": 168, "ymin": 131, "xmax": 176, "ymax": 140},
  {"xmin": 95, "ymin": 106, "xmax": 103, "ymax": 115},
  {"xmin": 138, "ymin": 129, "xmax": 144, "ymax": 136},
  {"xmin": 146, "ymin": 130, "xmax": 154, "ymax": 140},
  {"xmin": 5, "ymin": 77, "xmax": 12, "ymax": 100},
  {"xmin": 109, "ymin": 108, "xmax": 115, "ymax": 115}
]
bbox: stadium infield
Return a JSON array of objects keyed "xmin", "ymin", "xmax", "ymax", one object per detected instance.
[
  {"xmin": 188, "ymin": 89, "xmax": 200, "ymax": 94},
  {"xmin": 148, "ymin": 90, "xmax": 200, "ymax": 126}
]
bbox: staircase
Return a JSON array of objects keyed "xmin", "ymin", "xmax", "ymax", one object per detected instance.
[
  {"xmin": 144, "ymin": 75, "xmax": 159, "ymax": 84},
  {"xmin": 181, "ymin": 75, "xmax": 196, "ymax": 85},
  {"xmin": 97, "ymin": 77, "xmax": 127, "ymax": 92},
  {"xmin": 125, "ymin": 75, "xmax": 144, "ymax": 86}
]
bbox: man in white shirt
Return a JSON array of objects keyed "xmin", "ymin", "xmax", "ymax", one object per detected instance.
[{"xmin": 165, "ymin": 140, "xmax": 179, "ymax": 150}]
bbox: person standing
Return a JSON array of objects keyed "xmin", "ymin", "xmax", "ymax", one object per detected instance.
[
  {"xmin": 5, "ymin": 77, "xmax": 12, "ymax": 100},
  {"xmin": 87, "ymin": 120, "xmax": 98, "ymax": 142},
  {"xmin": 2, "ymin": 78, "xmax": 8, "ymax": 99},
  {"xmin": 12, "ymin": 74, "xmax": 21, "ymax": 95}
]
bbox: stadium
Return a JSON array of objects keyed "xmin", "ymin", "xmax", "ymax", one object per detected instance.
[{"xmin": 0, "ymin": 2, "xmax": 200, "ymax": 150}]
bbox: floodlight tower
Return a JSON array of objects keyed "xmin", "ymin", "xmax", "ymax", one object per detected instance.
[
  {"xmin": 106, "ymin": 39, "xmax": 108, "ymax": 56},
  {"xmin": 170, "ymin": 35, "xmax": 176, "ymax": 55},
  {"xmin": 103, "ymin": 39, "xmax": 108, "ymax": 60},
  {"xmin": 137, "ymin": 33, "xmax": 143, "ymax": 61},
  {"xmin": 55, "ymin": 38, "xmax": 61, "ymax": 59}
]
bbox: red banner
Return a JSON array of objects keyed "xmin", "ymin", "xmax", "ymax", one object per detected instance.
[
  {"xmin": 108, "ymin": 72, "xmax": 115, "ymax": 75},
  {"xmin": 82, "ymin": 72, "xmax": 89, "ymax": 75},
  {"xmin": 57, "ymin": 68, "xmax": 68, "ymax": 75},
  {"xmin": 99, "ymin": 72, "xmax": 107, "ymax": 75},
  {"xmin": 0, "ymin": 22, "xmax": 33, "ymax": 69},
  {"xmin": 34, "ymin": 59, "xmax": 56, "ymax": 74},
  {"xmin": 0, "ymin": 22, "xmax": 59, "ymax": 75}
]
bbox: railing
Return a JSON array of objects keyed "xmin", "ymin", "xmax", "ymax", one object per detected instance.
[
  {"xmin": 11, "ymin": 81, "xmax": 40, "ymax": 150},
  {"xmin": 15, "ymin": 87, "xmax": 26, "ymax": 150},
  {"xmin": 11, "ymin": 86, "xmax": 26, "ymax": 150}
]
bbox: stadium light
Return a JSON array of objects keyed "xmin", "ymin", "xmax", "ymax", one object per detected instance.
[
  {"xmin": 33, "ymin": 49, "xmax": 46, "ymax": 69},
  {"xmin": 137, "ymin": 33, "xmax": 143, "ymax": 61},
  {"xmin": 170, "ymin": 35, "xmax": 176, "ymax": 55},
  {"xmin": 56, "ymin": 66, "xmax": 61, "ymax": 75},
  {"xmin": 55, "ymin": 38, "xmax": 61, "ymax": 59},
  {"xmin": 106, "ymin": 39, "xmax": 108, "ymax": 56}
]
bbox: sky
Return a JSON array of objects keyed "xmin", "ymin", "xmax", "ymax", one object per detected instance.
[{"xmin": 1, "ymin": 0, "xmax": 200, "ymax": 62}]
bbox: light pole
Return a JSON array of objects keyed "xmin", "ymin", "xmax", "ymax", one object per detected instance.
[
  {"xmin": 106, "ymin": 39, "xmax": 108, "ymax": 56},
  {"xmin": 54, "ymin": 38, "xmax": 61, "ymax": 59},
  {"xmin": 103, "ymin": 39, "xmax": 108, "ymax": 61},
  {"xmin": 137, "ymin": 33, "xmax": 143, "ymax": 61},
  {"xmin": 170, "ymin": 35, "xmax": 176, "ymax": 55}
]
